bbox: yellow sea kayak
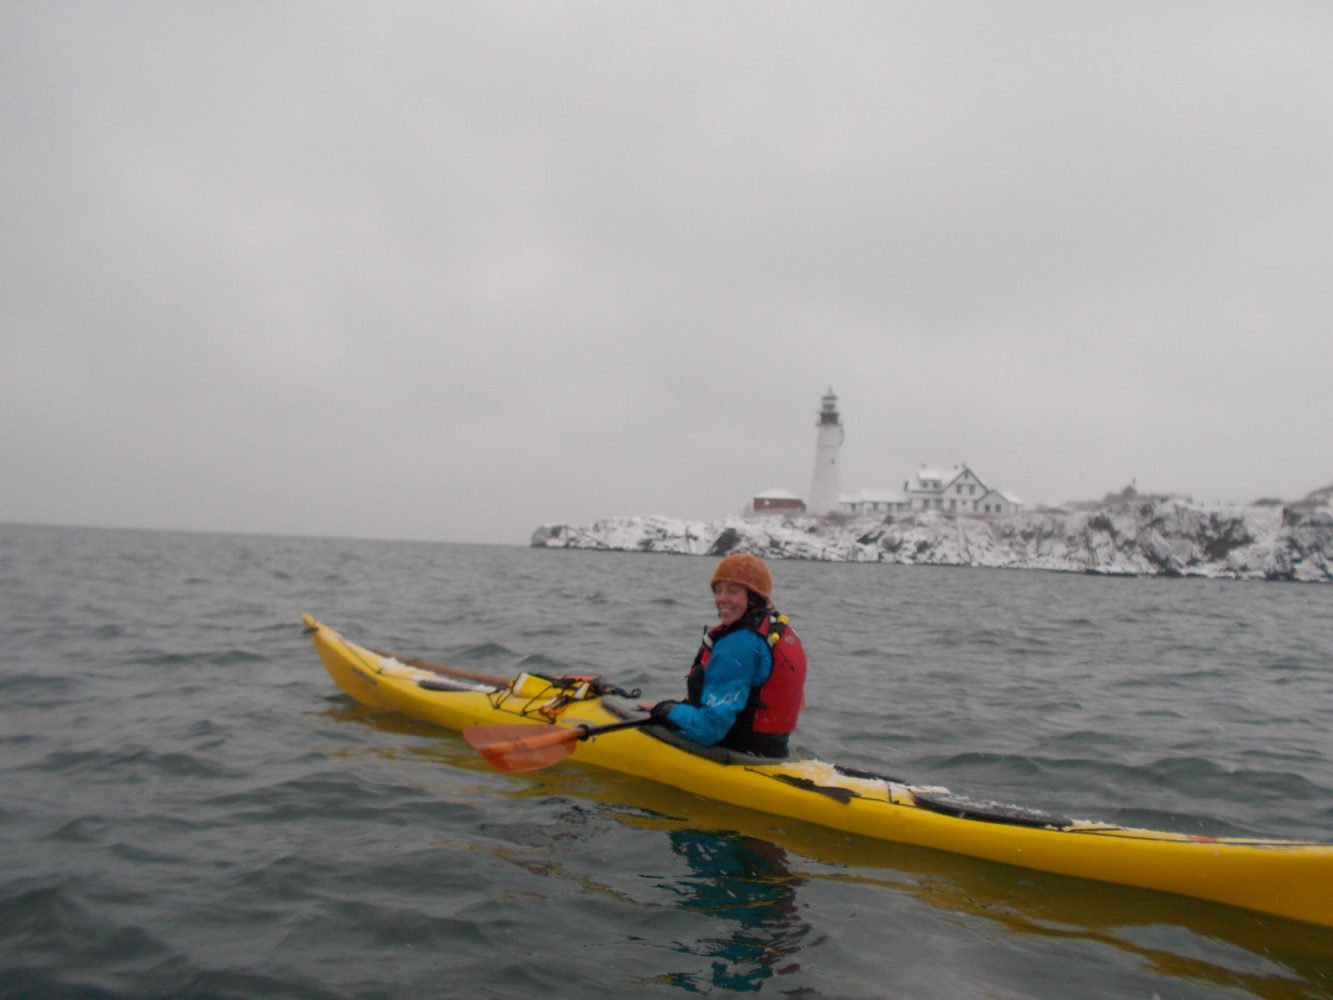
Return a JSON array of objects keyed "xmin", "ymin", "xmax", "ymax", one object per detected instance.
[{"xmin": 303, "ymin": 615, "xmax": 1333, "ymax": 929}]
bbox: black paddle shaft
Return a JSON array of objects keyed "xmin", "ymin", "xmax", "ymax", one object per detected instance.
[{"xmin": 577, "ymin": 717, "xmax": 654, "ymax": 740}]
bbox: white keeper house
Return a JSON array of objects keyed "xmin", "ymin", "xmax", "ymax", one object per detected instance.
[
  {"xmin": 836, "ymin": 464, "xmax": 1023, "ymax": 516},
  {"xmin": 901, "ymin": 464, "xmax": 1024, "ymax": 514}
]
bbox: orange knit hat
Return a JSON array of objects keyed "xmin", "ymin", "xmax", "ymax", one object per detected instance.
[{"xmin": 710, "ymin": 553, "xmax": 773, "ymax": 601}]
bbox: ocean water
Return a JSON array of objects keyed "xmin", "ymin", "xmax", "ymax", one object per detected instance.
[{"xmin": 2, "ymin": 522, "xmax": 1332, "ymax": 998}]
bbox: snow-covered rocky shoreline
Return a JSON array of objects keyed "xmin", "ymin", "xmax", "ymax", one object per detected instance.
[{"xmin": 531, "ymin": 495, "xmax": 1332, "ymax": 582}]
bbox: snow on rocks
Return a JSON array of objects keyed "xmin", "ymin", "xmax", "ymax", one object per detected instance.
[{"xmin": 531, "ymin": 497, "xmax": 1332, "ymax": 582}]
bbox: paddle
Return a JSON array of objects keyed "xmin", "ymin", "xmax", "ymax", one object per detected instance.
[
  {"xmin": 464, "ymin": 717, "xmax": 653, "ymax": 773},
  {"xmin": 369, "ymin": 649, "xmax": 510, "ymax": 688}
]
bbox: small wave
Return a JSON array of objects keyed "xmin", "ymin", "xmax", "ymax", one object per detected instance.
[
  {"xmin": 179, "ymin": 718, "xmax": 226, "ymax": 740},
  {"xmin": 202, "ymin": 649, "xmax": 265, "ymax": 667},
  {"xmin": 117, "ymin": 648, "xmax": 190, "ymax": 668},
  {"xmin": 1141, "ymin": 755, "xmax": 1327, "ymax": 804},
  {"xmin": 1105, "ymin": 805, "xmax": 1249, "ymax": 835},
  {"xmin": 919, "ymin": 751, "xmax": 1046, "ymax": 779},
  {"xmin": 1138, "ymin": 708, "xmax": 1189, "ymax": 720},
  {"xmin": 114, "ymin": 647, "xmax": 268, "ymax": 670},
  {"xmin": 46, "ymin": 812, "xmax": 203, "ymax": 847},
  {"xmin": 1036, "ymin": 729, "xmax": 1137, "ymax": 754},
  {"xmin": 1111, "ymin": 667, "xmax": 1230, "ymax": 690},
  {"xmin": 451, "ymin": 641, "xmax": 517, "ymax": 663},
  {"xmin": 42, "ymin": 747, "xmax": 228, "ymax": 782},
  {"xmin": 206, "ymin": 770, "xmax": 473, "ymax": 828},
  {"xmin": 515, "ymin": 651, "xmax": 578, "ymax": 674},
  {"xmin": 108, "ymin": 840, "xmax": 191, "ymax": 865},
  {"xmin": 0, "ymin": 674, "xmax": 80, "ymax": 698},
  {"xmin": 48, "ymin": 816, "xmax": 112, "ymax": 843}
]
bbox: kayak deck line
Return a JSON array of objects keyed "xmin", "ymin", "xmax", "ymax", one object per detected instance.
[
  {"xmin": 302, "ymin": 614, "xmax": 1333, "ymax": 929},
  {"xmin": 804, "ymin": 761, "xmax": 1083, "ymax": 829},
  {"xmin": 910, "ymin": 789, "xmax": 1076, "ymax": 829}
]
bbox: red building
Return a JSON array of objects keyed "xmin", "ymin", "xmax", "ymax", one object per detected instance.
[{"xmin": 752, "ymin": 489, "xmax": 806, "ymax": 514}]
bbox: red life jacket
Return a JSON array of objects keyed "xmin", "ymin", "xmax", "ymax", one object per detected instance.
[{"xmin": 687, "ymin": 612, "xmax": 807, "ymax": 750}]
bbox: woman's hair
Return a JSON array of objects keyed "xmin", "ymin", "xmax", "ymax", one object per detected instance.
[{"xmin": 739, "ymin": 589, "xmax": 771, "ymax": 630}]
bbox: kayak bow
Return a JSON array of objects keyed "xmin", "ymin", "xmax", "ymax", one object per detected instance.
[{"xmin": 303, "ymin": 615, "xmax": 1333, "ymax": 928}]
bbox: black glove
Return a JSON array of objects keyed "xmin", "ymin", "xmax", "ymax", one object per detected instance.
[{"xmin": 649, "ymin": 700, "xmax": 679, "ymax": 725}]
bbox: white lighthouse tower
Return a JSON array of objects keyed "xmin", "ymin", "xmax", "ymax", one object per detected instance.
[{"xmin": 807, "ymin": 389, "xmax": 844, "ymax": 515}]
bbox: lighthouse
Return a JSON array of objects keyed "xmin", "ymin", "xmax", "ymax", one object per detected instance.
[{"xmin": 807, "ymin": 389, "xmax": 844, "ymax": 515}]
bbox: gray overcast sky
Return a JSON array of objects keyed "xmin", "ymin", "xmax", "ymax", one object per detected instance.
[{"xmin": 4, "ymin": 2, "xmax": 1331, "ymax": 544}]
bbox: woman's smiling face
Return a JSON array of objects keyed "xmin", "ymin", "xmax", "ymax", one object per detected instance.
[{"xmin": 712, "ymin": 580, "xmax": 750, "ymax": 626}]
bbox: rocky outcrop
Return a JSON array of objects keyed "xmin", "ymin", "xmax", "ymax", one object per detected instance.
[{"xmin": 531, "ymin": 496, "xmax": 1332, "ymax": 582}]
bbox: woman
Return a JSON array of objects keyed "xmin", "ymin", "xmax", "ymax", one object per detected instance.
[{"xmin": 650, "ymin": 553, "xmax": 807, "ymax": 759}]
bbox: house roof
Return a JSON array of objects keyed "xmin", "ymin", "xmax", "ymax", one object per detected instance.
[
  {"xmin": 914, "ymin": 467, "xmax": 951, "ymax": 483},
  {"xmin": 908, "ymin": 463, "xmax": 988, "ymax": 492}
]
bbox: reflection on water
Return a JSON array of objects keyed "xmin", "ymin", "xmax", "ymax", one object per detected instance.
[{"xmin": 653, "ymin": 830, "xmax": 811, "ymax": 993}]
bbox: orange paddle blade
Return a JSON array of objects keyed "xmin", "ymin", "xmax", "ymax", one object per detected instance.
[
  {"xmin": 464, "ymin": 723, "xmax": 585, "ymax": 773},
  {"xmin": 477, "ymin": 739, "xmax": 579, "ymax": 773},
  {"xmin": 464, "ymin": 717, "xmax": 650, "ymax": 774},
  {"xmin": 463, "ymin": 724, "xmax": 582, "ymax": 753}
]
